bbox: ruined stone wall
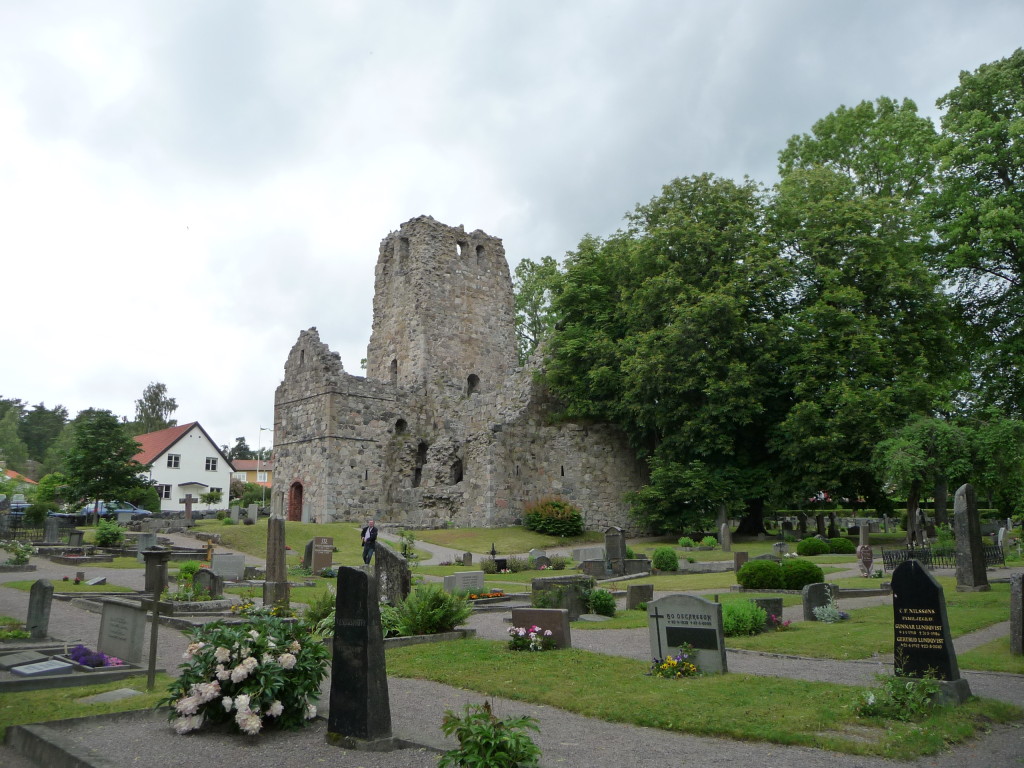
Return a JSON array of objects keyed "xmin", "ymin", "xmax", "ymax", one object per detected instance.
[
  {"xmin": 274, "ymin": 218, "xmax": 646, "ymax": 533},
  {"xmin": 365, "ymin": 216, "xmax": 517, "ymax": 400}
]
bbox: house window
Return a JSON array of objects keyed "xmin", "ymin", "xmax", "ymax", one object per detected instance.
[
  {"xmin": 156, "ymin": 485, "xmax": 171, "ymax": 500},
  {"xmin": 205, "ymin": 457, "xmax": 218, "ymax": 471},
  {"xmin": 210, "ymin": 487, "xmax": 222, "ymax": 496},
  {"xmin": 167, "ymin": 454, "xmax": 180, "ymax": 469},
  {"xmin": 234, "ymin": 472, "xmax": 246, "ymax": 481},
  {"xmin": 257, "ymin": 472, "xmax": 268, "ymax": 483}
]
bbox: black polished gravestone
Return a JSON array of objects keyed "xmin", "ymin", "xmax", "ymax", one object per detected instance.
[
  {"xmin": 891, "ymin": 559, "xmax": 972, "ymax": 704},
  {"xmin": 327, "ymin": 567, "xmax": 396, "ymax": 751}
]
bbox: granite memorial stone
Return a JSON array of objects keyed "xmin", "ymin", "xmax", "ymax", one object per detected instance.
[
  {"xmin": 953, "ymin": 483, "xmax": 990, "ymax": 592},
  {"xmin": 647, "ymin": 594, "xmax": 727, "ymax": 674},
  {"xmin": 27, "ymin": 579, "xmax": 53, "ymax": 640}
]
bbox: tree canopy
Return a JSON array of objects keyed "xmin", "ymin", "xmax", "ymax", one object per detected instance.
[
  {"xmin": 63, "ymin": 409, "xmax": 151, "ymax": 512},
  {"xmin": 132, "ymin": 382, "xmax": 178, "ymax": 435}
]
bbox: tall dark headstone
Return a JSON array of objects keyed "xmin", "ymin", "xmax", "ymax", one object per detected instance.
[
  {"xmin": 263, "ymin": 511, "xmax": 290, "ymax": 608},
  {"xmin": 892, "ymin": 559, "xmax": 972, "ymax": 704},
  {"xmin": 327, "ymin": 567, "xmax": 394, "ymax": 750},
  {"xmin": 953, "ymin": 483, "xmax": 990, "ymax": 592},
  {"xmin": 1011, "ymin": 573, "xmax": 1023, "ymax": 656},
  {"xmin": 27, "ymin": 579, "xmax": 54, "ymax": 639},
  {"xmin": 604, "ymin": 527, "xmax": 626, "ymax": 561}
]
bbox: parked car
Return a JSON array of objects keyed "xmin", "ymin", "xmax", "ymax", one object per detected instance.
[{"xmin": 52, "ymin": 501, "xmax": 152, "ymax": 524}]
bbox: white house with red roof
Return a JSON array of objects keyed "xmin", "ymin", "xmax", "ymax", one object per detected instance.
[{"xmin": 134, "ymin": 422, "xmax": 235, "ymax": 513}]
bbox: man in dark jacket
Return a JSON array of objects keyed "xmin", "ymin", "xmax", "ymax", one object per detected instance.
[{"xmin": 361, "ymin": 519, "xmax": 378, "ymax": 564}]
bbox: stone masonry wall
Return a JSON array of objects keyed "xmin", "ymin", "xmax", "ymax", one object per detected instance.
[{"xmin": 274, "ymin": 217, "xmax": 645, "ymax": 533}]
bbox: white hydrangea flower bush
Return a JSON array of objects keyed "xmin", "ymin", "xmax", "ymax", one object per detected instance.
[{"xmin": 162, "ymin": 616, "xmax": 329, "ymax": 736}]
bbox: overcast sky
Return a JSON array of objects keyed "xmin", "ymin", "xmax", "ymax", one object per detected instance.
[{"xmin": 1, "ymin": 1, "xmax": 1021, "ymax": 454}]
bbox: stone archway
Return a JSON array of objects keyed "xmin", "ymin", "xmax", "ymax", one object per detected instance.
[{"xmin": 287, "ymin": 482, "xmax": 303, "ymax": 522}]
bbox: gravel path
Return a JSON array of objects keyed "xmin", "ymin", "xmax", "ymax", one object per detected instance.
[{"xmin": 2, "ymin": 541, "xmax": 1023, "ymax": 767}]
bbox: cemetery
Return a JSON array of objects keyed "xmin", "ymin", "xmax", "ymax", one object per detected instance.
[{"xmin": 0, "ymin": 493, "xmax": 1022, "ymax": 767}]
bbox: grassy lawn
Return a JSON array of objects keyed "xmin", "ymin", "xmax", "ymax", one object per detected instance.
[
  {"xmin": 959, "ymin": 637, "xmax": 1024, "ymax": 674},
  {"xmin": 0, "ymin": 674, "xmax": 173, "ymax": 740},
  {"xmin": 3, "ymin": 579, "xmax": 134, "ymax": 594},
  {"xmin": 412, "ymin": 526, "xmax": 602, "ymax": 554},
  {"xmin": 385, "ymin": 639, "xmax": 1020, "ymax": 759}
]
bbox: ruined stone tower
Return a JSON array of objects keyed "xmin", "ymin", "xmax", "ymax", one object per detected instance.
[{"xmin": 273, "ymin": 216, "xmax": 645, "ymax": 531}]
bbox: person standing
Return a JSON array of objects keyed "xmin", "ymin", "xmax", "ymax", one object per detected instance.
[{"xmin": 361, "ymin": 519, "xmax": 378, "ymax": 564}]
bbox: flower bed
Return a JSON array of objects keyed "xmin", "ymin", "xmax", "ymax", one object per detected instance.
[{"xmin": 467, "ymin": 590, "xmax": 504, "ymax": 600}]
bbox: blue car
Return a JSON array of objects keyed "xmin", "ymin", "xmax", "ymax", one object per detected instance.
[{"xmin": 53, "ymin": 501, "xmax": 152, "ymax": 524}]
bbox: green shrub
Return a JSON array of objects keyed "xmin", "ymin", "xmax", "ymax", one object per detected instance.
[
  {"xmin": 177, "ymin": 560, "xmax": 202, "ymax": 583},
  {"xmin": 222, "ymin": 517, "xmax": 236, "ymax": 525},
  {"xmin": 94, "ymin": 519, "xmax": 125, "ymax": 547},
  {"xmin": 506, "ymin": 555, "xmax": 530, "ymax": 573},
  {"xmin": 522, "ymin": 498, "xmax": 584, "ymax": 538},
  {"xmin": 301, "ymin": 587, "xmax": 336, "ymax": 629},
  {"xmin": 625, "ymin": 546, "xmax": 635, "ymax": 559},
  {"xmin": 828, "ymin": 537, "xmax": 856, "ymax": 554},
  {"xmin": 677, "ymin": 536, "xmax": 696, "ymax": 548},
  {"xmin": 480, "ymin": 559, "xmax": 498, "ymax": 574},
  {"xmin": 699, "ymin": 535, "xmax": 718, "ymax": 548},
  {"xmin": 588, "ymin": 588, "xmax": 616, "ymax": 617},
  {"xmin": 25, "ymin": 504, "xmax": 49, "ymax": 527},
  {"xmin": 858, "ymin": 672, "xmax": 941, "ymax": 721},
  {"xmin": 780, "ymin": 558, "xmax": 825, "ymax": 590},
  {"xmin": 396, "ymin": 584, "xmax": 473, "ymax": 635},
  {"xmin": 439, "ymin": 702, "xmax": 540, "ymax": 768},
  {"xmin": 736, "ymin": 559, "xmax": 784, "ymax": 589},
  {"xmin": 547, "ymin": 555, "xmax": 570, "ymax": 570},
  {"xmin": 651, "ymin": 546, "xmax": 679, "ymax": 571},
  {"xmin": 215, "ymin": 509, "xmax": 227, "ymax": 520},
  {"xmin": 796, "ymin": 537, "xmax": 830, "ymax": 556},
  {"xmin": 722, "ymin": 600, "xmax": 767, "ymax": 636}
]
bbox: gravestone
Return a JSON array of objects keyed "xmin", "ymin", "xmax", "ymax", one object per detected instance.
[
  {"xmin": 998, "ymin": 527, "xmax": 1007, "ymax": 551},
  {"xmin": 135, "ymin": 533, "xmax": 158, "ymax": 562},
  {"xmin": 534, "ymin": 555, "xmax": 552, "ymax": 568},
  {"xmin": 859, "ymin": 524, "xmax": 870, "ymax": 549},
  {"xmin": 753, "ymin": 597, "xmax": 784, "ymax": 627},
  {"xmin": 892, "ymin": 559, "xmax": 972, "ymax": 703},
  {"xmin": 230, "ymin": 505, "xmax": 240, "ymax": 523},
  {"xmin": 76, "ymin": 571, "xmax": 86, "ymax": 581},
  {"xmin": 210, "ymin": 554, "xmax": 246, "ymax": 582},
  {"xmin": 311, "ymin": 537, "xmax": 334, "ymax": 573},
  {"xmin": 327, "ymin": 566, "xmax": 394, "ymax": 749},
  {"xmin": 572, "ymin": 546, "xmax": 605, "ymax": 562},
  {"xmin": 493, "ymin": 557, "xmax": 507, "ymax": 572},
  {"xmin": 647, "ymin": 594, "xmax": 727, "ymax": 674},
  {"xmin": 605, "ymin": 527, "xmax": 626, "ymax": 561},
  {"xmin": 0, "ymin": 650, "xmax": 48, "ymax": 670},
  {"xmin": 771, "ymin": 541, "xmax": 788, "ymax": 557},
  {"xmin": 98, "ymin": 600, "xmax": 146, "ymax": 664},
  {"xmin": 531, "ymin": 575, "xmax": 592, "ymax": 621},
  {"xmin": 442, "ymin": 571, "xmax": 485, "ymax": 594},
  {"xmin": 801, "ymin": 582, "xmax": 837, "ymax": 621},
  {"xmin": 302, "ymin": 539, "xmax": 315, "ymax": 569},
  {"xmin": 117, "ymin": 512, "xmax": 134, "ymax": 524},
  {"xmin": 67, "ymin": 529, "xmax": 85, "ymax": 546},
  {"xmin": 142, "ymin": 548, "xmax": 170, "ymax": 595},
  {"xmin": 953, "ymin": 483, "xmax": 990, "ymax": 592},
  {"xmin": 528, "ymin": 548, "xmax": 547, "ymax": 561},
  {"xmin": 781, "ymin": 520, "xmax": 793, "ymax": 532},
  {"xmin": 856, "ymin": 544, "xmax": 874, "ymax": 577},
  {"xmin": 264, "ymin": 512, "xmax": 290, "ymax": 608},
  {"xmin": 719, "ymin": 523, "xmax": 732, "ymax": 552},
  {"xmin": 193, "ymin": 568, "xmax": 224, "ymax": 599},
  {"xmin": 1011, "ymin": 573, "xmax": 1023, "ymax": 656},
  {"xmin": 626, "ymin": 583, "xmax": 654, "ymax": 610},
  {"xmin": 86, "ymin": 577, "xmax": 106, "ymax": 586},
  {"xmin": 461, "ymin": 552, "xmax": 472, "ymax": 566},
  {"xmin": 11, "ymin": 659, "xmax": 73, "ymax": 677},
  {"xmin": 44, "ymin": 518, "xmax": 61, "ymax": 544},
  {"xmin": 27, "ymin": 579, "xmax": 54, "ymax": 639},
  {"xmin": 247, "ymin": 503, "xmax": 259, "ymax": 521},
  {"xmin": 179, "ymin": 493, "xmax": 197, "ymax": 523},
  {"xmin": 510, "ymin": 607, "xmax": 571, "ymax": 649},
  {"xmin": 374, "ymin": 540, "xmax": 412, "ymax": 607},
  {"xmin": 733, "ymin": 551, "xmax": 748, "ymax": 572}
]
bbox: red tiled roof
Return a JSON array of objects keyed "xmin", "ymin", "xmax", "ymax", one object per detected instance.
[
  {"xmin": 3, "ymin": 469, "xmax": 37, "ymax": 485},
  {"xmin": 132, "ymin": 422, "xmax": 197, "ymax": 465},
  {"xmin": 232, "ymin": 459, "xmax": 274, "ymax": 472}
]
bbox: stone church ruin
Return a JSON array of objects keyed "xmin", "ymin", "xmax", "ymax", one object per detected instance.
[{"xmin": 273, "ymin": 216, "xmax": 645, "ymax": 531}]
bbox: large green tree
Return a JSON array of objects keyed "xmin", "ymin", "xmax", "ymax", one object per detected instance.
[
  {"xmin": 546, "ymin": 174, "xmax": 790, "ymax": 533},
  {"xmin": 0, "ymin": 408, "xmax": 28, "ymax": 473},
  {"xmin": 18, "ymin": 403, "xmax": 68, "ymax": 463},
  {"xmin": 513, "ymin": 255, "xmax": 562, "ymax": 364},
  {"xmin": 932, "ymin": 48, "xmax": 1024, "ymax": 413},
  {"xmin": 132, "ymin": 382, "xmax": 178, "ymax": 435},
  {"xmin": 64, "ymin": 409, "xmax": 151, "ymax": 520}
]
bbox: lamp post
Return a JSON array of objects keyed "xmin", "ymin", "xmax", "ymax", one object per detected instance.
[{"xmin": 257, "ymin": 426, "xmax": 273, "ymax": 509}]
